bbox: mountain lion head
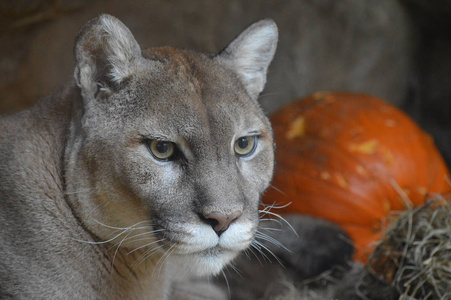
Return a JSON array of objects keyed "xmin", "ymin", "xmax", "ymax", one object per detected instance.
[{"xmin": 65, "ymin": 14, "xmax": 277, "ymax": 277}]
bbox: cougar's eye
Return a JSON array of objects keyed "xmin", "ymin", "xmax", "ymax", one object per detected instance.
[
  {"xmin": 147, "ymin": 140, "xmax": 176, "ymax": 161},
  {"xmin": 234, "ymin": 136, "xmax": 257, "ymax": 157}
]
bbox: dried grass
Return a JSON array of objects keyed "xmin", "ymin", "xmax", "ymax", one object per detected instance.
[
  {"xmin": 368, "ymin": 198, "xmax": 451, "ymax": 299},
  {"xmin": 267, "ymin": 197, "xmax": 451, "ymax": 299}
]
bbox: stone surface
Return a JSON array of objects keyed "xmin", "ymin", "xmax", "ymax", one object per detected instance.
[{"xmin": 0, "ymin": 0, "xmax": 415, "ymax": 115}]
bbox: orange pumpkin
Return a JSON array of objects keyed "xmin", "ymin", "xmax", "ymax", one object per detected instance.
[{"xmin": 263, "ymin": 92, "xmax": 451, "ymax": 262}]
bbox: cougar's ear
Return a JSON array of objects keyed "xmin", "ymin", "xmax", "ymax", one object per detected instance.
[
  {"xmin": 217, "ymin": 19, "xmax": 278, "ymax": 100},
  {"xmin": 74, "ymin": 14, "xmax": 141, "ymax": 99}
]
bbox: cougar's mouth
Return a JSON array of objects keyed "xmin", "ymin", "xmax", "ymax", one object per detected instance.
[{"xmin": 151, "ymin": 221, "xmax": 255, "ymax": 276}]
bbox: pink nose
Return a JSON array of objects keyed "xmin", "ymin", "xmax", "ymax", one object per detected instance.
[{"xmin": 203, "ymin": 211, "xmax": 242, "ymax": 236}]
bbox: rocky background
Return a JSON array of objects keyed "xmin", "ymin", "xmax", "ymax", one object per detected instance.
[
  {"xmin": 2, "ymin": 1, "xmax": 451, "ymax": 299},
  {"xmin": 0, "ymin": 0, "xmax": 450, "ymax": 158}
]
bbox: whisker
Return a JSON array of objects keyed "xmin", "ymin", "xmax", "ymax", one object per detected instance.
[
  {"xmin": 259, "ymin": 200, "xmax": 291, "ymax": 210},
  {"xmin": 107, "ymin": 229, "xmax": 152, "ymax": 251},
  {"xmin": 250, "ymin": 242, "xmax": 272, "ymax": 263},
  {"xmin": 258, "ymin": 92, "xmax": 280, "ymax": 100},
  {"xmin": 92, "ymin": 219, "xmax": 151, "ymax": 231},
  {"xmin": 127, "ymin": 239, "xmax": 163, "ymax": 255},
  {"xmin": 257, "ymin": 210, "xmax": 298, "ymax": 237},
  {"xmin": 252, "ymin": 240, "xmax": 284, "ymax": 266},
  {"xmin": 259, "ymin": 218, "xmax": 283, "ymax": 226},
  {"xmin": 266, "ymin": 184, "xmax": 287, "ymax": 196},
  {"xmin": 245, "ymin": 247, "xmax": 264, "ymax": 266},
  {"xmin": 258, "ymin": 227, "xmax": 283, "ymax": 232},
  {"xmin": 115, "ymin": 229, "xmax": 165, "ymax": 247},
  {"xmin": 255, "ymin": 231, "xmax": 292, "ymax": 254},
  {"xmin": 243, "ymin": 248, "xmax": 252, "ymax": 261},
  {"xmin": 71, "ymin": 227, "xmax": 131, "ymax": 245},
  {"xmin": 157, "ymin": 245, "xmax": 176, "ymax": 277},
  {"xmin": 259, "ymin": 217, "xmax": 280, "ymax": 221},
  {"xmin": 113, "ymin": 231, "xmax": 164, "ymax": 249},
  {"xmin": 221, "ymin": 269, "xmax": 231, "ymax": 297},
  {"xmin": 227, "ymin": 261, "xmax": 242, "ymax": 278},
  {"xmin": 73, "ymin": 219, "xmax": 155, "ymax": 245},
  {"xmin": 111, "ymin": 228, "xmax": 136, "ymax": 272},
  {"xmin": 114, "ymin": 236, "xmax": 157, "ymax": 249},
  {"xmin": 83, "ymin": 198, "xmax": 112, "ymax": 224},
  {"xmin": 132, "ymin": 243, "xmax": 166, "ymax": 270}
]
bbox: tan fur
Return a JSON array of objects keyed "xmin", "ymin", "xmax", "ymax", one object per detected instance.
[{"xmin": 0, "ymin": 15, "xmax": 277, "ymax": 299}]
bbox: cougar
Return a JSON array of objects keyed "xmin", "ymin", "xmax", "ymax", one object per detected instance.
[{"xmin": 0, "ymin": 14, "xmax": 278, "ymax": 299}]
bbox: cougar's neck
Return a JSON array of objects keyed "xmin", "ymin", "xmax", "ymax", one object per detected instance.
[{"xmin": 103, "ymin": 243, "xmax": 173, "ymax": 299}]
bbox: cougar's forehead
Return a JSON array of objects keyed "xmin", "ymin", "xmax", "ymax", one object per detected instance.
[{"xmin": 132, "ymin": 48, "xmax": 268, "ymax": 140}]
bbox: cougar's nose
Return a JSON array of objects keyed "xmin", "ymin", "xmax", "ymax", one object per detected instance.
[{"xmin": 202, "ymin": 211, "xmax": 242, "ymax": 236}]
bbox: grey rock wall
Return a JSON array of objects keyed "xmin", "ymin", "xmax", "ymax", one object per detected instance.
[{"xmin": 0, "ymin": 0, "xmax": 415, "ymax": 115}]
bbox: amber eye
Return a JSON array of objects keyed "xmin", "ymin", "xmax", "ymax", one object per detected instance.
[
  {"xmin": 234, "ymin": 136, "xmax": 257, "ymax": 157},
  {"xmin": 148, "ymin": 140, "xmax": 175, "ymax": 161}
]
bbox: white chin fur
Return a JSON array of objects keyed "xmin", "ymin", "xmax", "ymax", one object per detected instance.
[
  {"xmin": 168, "ymin": 221, "xmax": 255, "ymax": 276},
  {"xmin": 170, "ymin": 249, "xmax": 237, "ymax": 276}
]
